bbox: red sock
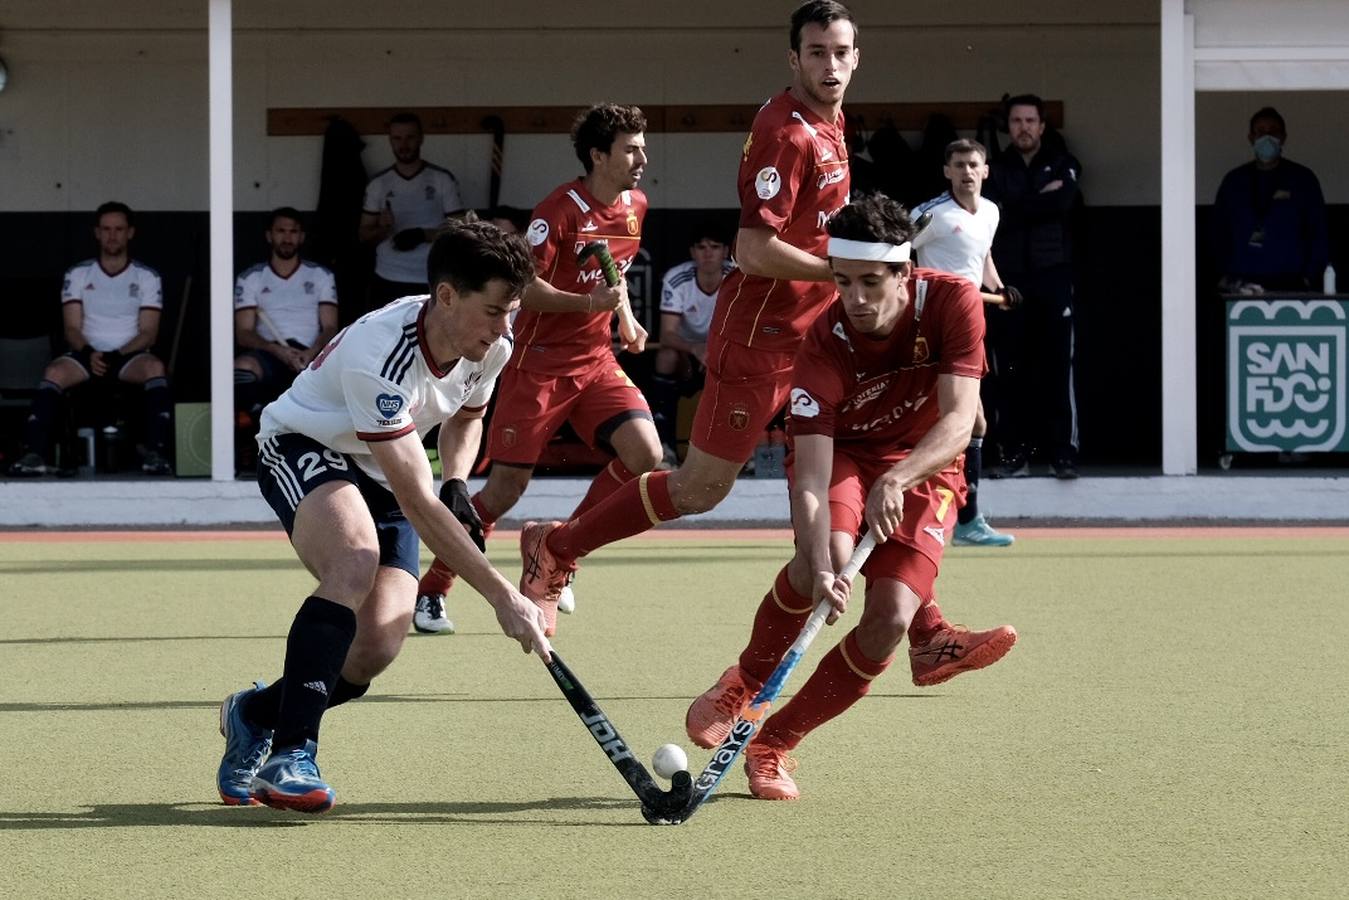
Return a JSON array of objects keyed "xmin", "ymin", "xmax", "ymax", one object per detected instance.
[
  {"xmin": 546, "ymin": 471, "xmax": 679, "ymax": 560},
  {"xmin": 907, "ymin": 598, "xmax": 947, "ymax": 646},
  {"xmin": 569, "ymin": 459, "xmax": 638, "ymax": 520},
  {"xmin": 417, "ymin": 494, "xmax": 498, "ymax": 594},
  {"xmin": 737, "ymin": 567, "xmax": 813, "ymax": 685},
  {"xmin": 758, "ymin": 628, "xmax": 893, "ymax": 751}
]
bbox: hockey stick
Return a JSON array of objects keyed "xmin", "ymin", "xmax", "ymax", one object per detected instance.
[
  {"xmin": 577, "ymin": 240, "xmax": 639, "ymax": 345},
  {"xmin": 482, "ymin": 115, "xmax": 505, "ymax": 209},
  {"xmin": 660, "ymin": 530, "xmax": 878, "ymax": 825},
  {"xmin": 544, "ymin": 650, "xmax": 693, "ymax": 824}
]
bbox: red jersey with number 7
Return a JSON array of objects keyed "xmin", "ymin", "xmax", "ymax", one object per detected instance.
[
  {"xmin": 787, "ymin": 270, "xmax": 985, "ymax": 455},
  {"xmin": 511, "ymin": 178, "xmax": 646, "ymax": 375},
  {"xmin": 709, "ymin": 90, "xmax": 849, "ymax": 353}
]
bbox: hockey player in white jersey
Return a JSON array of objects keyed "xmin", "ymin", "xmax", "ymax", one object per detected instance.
[
  {"xmin": 912, "ymin": 138, "xmax": 1021, "ymax": 547},
  {"xmin": 215, "ymin": 221, "xmax": 550, "ymax": 814}
]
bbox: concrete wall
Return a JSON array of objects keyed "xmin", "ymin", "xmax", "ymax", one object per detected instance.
[{"xmin": 0, "ymin": 0, "xmax": 1174, "ymax": 214}]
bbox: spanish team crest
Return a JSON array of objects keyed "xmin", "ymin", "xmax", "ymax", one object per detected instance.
[
  {"xmin": 501, "ymin": 425, "xmax": 518, "ymax": 449},
  {"xmin": 912, "ymin": 335, "xmax": 930, "ymax": 365},
  {"xmin": 728, "ymin": 402, "xmax": 750, "ymax": 431},
  {"xmin": 1228, "ymin": 299, "xmax": 1348, "ymax": 452},
  {"xmin": 626, "ymin": 211, "xmax": 639, "ymax": 236}
]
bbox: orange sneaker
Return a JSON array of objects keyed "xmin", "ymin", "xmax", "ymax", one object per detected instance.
[
  {"xmin": 909, "ymin": 623, "xmax": 1018, "ymax": 686},
  {"xmin": 519, "ymin": 521, "xmax": 575, "ymax": 637},
  {"xmin": 744, "ymin": 741, "xmax": 800, "ymax": 801},
  {"xmin": 685, "ymin": 665, "xmax": 763, "ymax": 749}
]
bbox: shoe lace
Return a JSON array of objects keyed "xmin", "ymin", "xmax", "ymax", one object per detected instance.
[
  {"xmin": 712, "ymin": 678, "xmax": 751, "ymax": 717},
  {"xmin": 749, "ymin": 747, "xmax": 797, "ymax": 778},
  {"xmin": 427, "ymin": 595, "xmax": 446, "ymax": 618}
]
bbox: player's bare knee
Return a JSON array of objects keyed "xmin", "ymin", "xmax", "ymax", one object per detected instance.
[
  {"xmin": 482, "ymin": 465, "xmax": 531, "ymax": 512},
  {"xmin": 618, "ymin": 440, "xmax": 662, "ymax": 475},
  {"xmin": 668, "ymin": 470, "xmax": 733, "ymax": 515},
  {"xmin": 972, "ymin": 404, "xmax": 987, "ymax": 436},
  {"xmin": 45, "ymin": 359, "xmax": 85, "ymax": 388},
  {"xmin": 855, "ymin": 614, "xmax": 905, "ymax": 661},
  {"xmin": 318, "ymin": 547, "xmax": 379, "ymax": 606},
  {"xmin": 654, "ymin": 348, "xmax": 679, "ymax": 375}
]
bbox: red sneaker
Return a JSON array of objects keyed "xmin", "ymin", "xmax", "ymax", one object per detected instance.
[
  {"xmin": 744, "ymin": 741, "xmax": 800, "ymax": 800},
  {"xmin": 909, "ymin": 623, "xmax": 1017, "ymax": 686},
  {"xmin": 519, "ymin": 521, "xmax": 575, "ymax": 637},
  {"xmin": 684, "ymin": 665, "xmax": 763, "ymax": 749}
]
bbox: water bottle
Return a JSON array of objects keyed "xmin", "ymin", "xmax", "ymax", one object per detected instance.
[
  {"xmin": 77, "ymin": 427, "xmax": 96, "ymax": 478},
  {"xmin": 1324, "ymin": 264, "xmax": 1337, "ymax": 295},
  {"xmin": 99, "ymin": 425, "xmax": 122, "ymax": 474}
]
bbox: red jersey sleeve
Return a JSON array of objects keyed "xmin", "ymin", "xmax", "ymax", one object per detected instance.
[
  {"xmin": 739, "ymin": 124, "xmax": 812, "ymax": 234},
  {"xmin": 935, "ymin": 279, "xmax": 986, "ymax": 378},
  {"xmin": 786, "ymin": 318, "xmax": 847, "ymax": 438},
  {"xmin": 525, "ymin": 196, "xmax": 570, "ymax": 281}
]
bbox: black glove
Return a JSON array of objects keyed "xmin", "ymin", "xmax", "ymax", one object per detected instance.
[
  {"xmin": 439, "ymin": 477, "xmax": 485, "ymax": 552},
  {"xmin": 998, "ymin": 285, "xmax": 1024, "ymax": 310},
  {"xmin": 392, "ymin": 228, "xmax": 426, "ymax": 252}
]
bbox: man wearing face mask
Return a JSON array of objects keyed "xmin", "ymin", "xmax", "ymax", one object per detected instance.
[{"xmin": 1213, "ymin": 107, "xmax": 1328, "ymax": 294}]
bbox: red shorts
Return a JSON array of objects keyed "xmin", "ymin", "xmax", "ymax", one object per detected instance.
[
  {"xmin": 689, "ymin": 337, "xmax": 795, "ymax": 463},
  {"xmin": 487, "ymin": 357, "xmax": 651, "ymax": 466},
  {"xmin": 789, "ymin": 448, "xmax": 966, "ymax": 601}
]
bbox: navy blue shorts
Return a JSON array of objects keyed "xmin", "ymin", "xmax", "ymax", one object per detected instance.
[{"xmin": 256, "ymin": 432, "xmax": 420, "ymax": 578}]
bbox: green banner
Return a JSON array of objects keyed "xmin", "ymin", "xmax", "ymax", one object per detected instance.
[{"xmin": 1226, "ymin": 299, "xmax": 1349, "ymax": 453}]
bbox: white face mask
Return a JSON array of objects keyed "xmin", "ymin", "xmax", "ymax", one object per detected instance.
[{"xmin": 1253, "ymin": 134, "xmax": 1282, "ymax": 163}]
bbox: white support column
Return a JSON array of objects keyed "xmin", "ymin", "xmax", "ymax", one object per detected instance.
[
  {"xmin": 1159, "ymin": 1, "xmax": 1198, "ymax": 474},
  {"xmin": 208, "ymin": 0, "xmax": 234, "ymax": 481}
]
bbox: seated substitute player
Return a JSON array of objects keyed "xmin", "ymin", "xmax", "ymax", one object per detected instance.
[
  {"xmin": 649, "ymin": 224, "xmax": 733, "ymax": 466},
  {"xmin": 412, "ymin": 103, "xmax": 655, "ymax": 636},
  {"xmin": 9, "ymin": 201, "xmax": 174, "ymax": 476},
  {"xmin": 233, "ymin": 207, "xmax": 339, "ymax": 430},
  {"xmin": 215, "ymin": 222, "xmax": 551, "ymax": 813},
  {"xmin": 912, "ymin": 139, "xmax": 1018, "ymax": 547},
  {"xmin": 685, "ymin": 194, "xmax": 1017, "ymax": 800}
]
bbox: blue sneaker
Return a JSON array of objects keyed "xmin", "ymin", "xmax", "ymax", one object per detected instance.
[
  {"xmin": 217, "ymin": 682, "xmax": 273, "ymax": 805},
  {"xmin": 953, "ymin": 514, "xmax": 1015, "ymax": 547},
  {"xmin": 249, "ymin": 739, "xmax": 335, "ymax": 813}
]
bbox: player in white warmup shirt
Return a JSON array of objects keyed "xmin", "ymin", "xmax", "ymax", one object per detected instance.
[
  {"xmin": 9, "ymin": 201, "xmax": 174, "ymax": 477},
  {"xmin": 358, "ymin": 112, "xmax": 465, "ymax": 311},
  {"xmin": 214, "ymin": 222, "xmax": 550, "ymax": 814},
  {"xmin": 233, "ymin": 208, "xmax": 340, "ymax": 437},
  {"xmin": 912, "ymin": 138, "xmax": 1021, "ymax": 547},
  {"xmin": 649, "ymin": 224, "xmax": 733, "ymax": 466}
]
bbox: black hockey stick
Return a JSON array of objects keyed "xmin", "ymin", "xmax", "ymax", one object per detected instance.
[
  {"xmin": 482, "ymin": 115, "xmax": 505, "ymax": 210},
  {"xmin": 544, "ymin": 651, "xmax": 692, "ymax": 824},
  {"xmin": 660, "ymin": 531, "xmax": 878, "ymax": 825}
]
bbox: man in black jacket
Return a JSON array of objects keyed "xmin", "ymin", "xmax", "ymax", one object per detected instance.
[{"xmin": 984, "ymin": 94, "xmax": 1081, "ymax": 479}]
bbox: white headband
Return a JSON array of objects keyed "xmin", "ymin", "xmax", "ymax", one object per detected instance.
[{"xmin": 827, "ymin": 238, "xmax": 911, "ymax": 263}]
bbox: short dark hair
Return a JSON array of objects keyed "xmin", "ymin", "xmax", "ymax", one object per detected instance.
[
  {"xmin": 1005, "ymin": 94, "xmax": 1045, "ymax": 120},
  {"xmin": 790, "ymin": 0, "xmax": 857, "ymax": 53},
  {"xmin": 95, "ymin": 201, "xmax": 134, "ymax": 227},
  {"xmin": 944, "ymin": 138, "xmax": 988, "ymax": 163},
  {"xmin": 572, "ymin": 104, "xmax": 647, "ymax": 173},
  {"xmin": 427, "ymin": 220, "xmax": 535, "ymax": 300},
  {"xmin": 826, "ymin": 193, "xmax": 915, "ymax": 272},
  {"xmin": 688, "ymin": 220, "xmax": 728, "ymax": 247},
  {"xmin": 269, "ymin": 207, "xmax": 304, "ymax": 229},
  {"xmin": 1249, "ymin": 106, "xmax": 1286, "ymax": 133},
  {"xmin": 389, "ymin": 111, "xmax": 423, "ymax": 133}
]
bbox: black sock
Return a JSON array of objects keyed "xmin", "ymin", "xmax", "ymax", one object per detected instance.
[
  {"xmin": 959, "ymin": 437, "xmax": 982, "ymax": 525},
  {"xmin": 271, "ymin": 596, "xmax": 358, "ymax": 750},
  {"xmin": 649, "ymin": 374, "xmax": 679, "ymax": 447},
  {"xmin": 244, "ymin": 674, "xmax": 369, "ymax": 731},
  {"xmin": 22, "ymin": 381, "xmax": 63, "ymax": 457},
  {"xmin": 234, "ymin": 369, "xmax": 261, "ymax": 421},
  {"xmin": 143, "ymin": 376, "xmax": 172, "ymax": 453}
]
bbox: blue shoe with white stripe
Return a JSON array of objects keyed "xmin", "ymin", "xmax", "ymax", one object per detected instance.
[
  {"xmin": 217, "ymin": 681, "xmax": 273, "ymax": 805},
  {"xmin": 250, "ymin": 739, "xmax": 335, "ymax": 813},
  {"xmin": 953, "ymin": 514, "xmax": 1015, "ymax": 547}
]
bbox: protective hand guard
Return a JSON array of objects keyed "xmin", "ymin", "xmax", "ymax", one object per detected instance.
[
  {"xmin": 392, "ymin": 228, "xmax": 426, "ymax": 252},
  {"xmin": 439, "ymin": 477, "xmax": 486, "ymax": 551},
  {"xmin": 998, "ymin": 285, "xmax": 1024, "ymax": 310}
]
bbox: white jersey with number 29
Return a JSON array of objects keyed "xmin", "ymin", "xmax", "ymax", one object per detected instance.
[
  {"xmin": 258, "ymin": 295, "xmax": 511, "ymax": 488},
  {"xmin": 911, "ymin": 192, "xmax": 1000, "ymax": 287}
]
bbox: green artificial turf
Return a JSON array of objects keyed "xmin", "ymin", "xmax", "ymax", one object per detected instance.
[{"xmin": 0, "ymin": 533, "xmax": 1345, "ymax": 899}]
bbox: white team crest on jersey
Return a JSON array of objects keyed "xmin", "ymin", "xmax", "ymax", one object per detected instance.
[
  {"xmin": 527, "ymin": 218, "xmax": 550, "ymax": 246},
  {"xmin": 790, "ymin": 387, "xmax": 820, "ymax": 418},
  {"xmin": 756, "ymin": 167, "xmax": 782, "ymax": 200}
]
